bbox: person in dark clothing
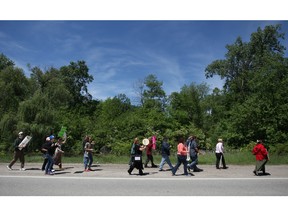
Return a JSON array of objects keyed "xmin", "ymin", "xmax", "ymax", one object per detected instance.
[
  {"xmin": 128, "ymin": 138, "xmax": 146, "ymax": 175},
  {"xmin": 187, "ymin": 136, "xmax": 203, "ymax": 172},
  {"xmin": 7, "ymin": 132, "xmax": 26, "ymax": 171},
  {"xmin": 158, "ymin": 137, "xmax": 174, "ymax": 171},
  {"xmin": 144, "ymin": 138, "xmax": 157, "ymax": 168},
  {"xmin": 41, "ymin": 136, "xmax": 50, "ymax": 171},
  {"xmin": 43, "ymin": 135, "xmax": 57, "ymax": 175}
]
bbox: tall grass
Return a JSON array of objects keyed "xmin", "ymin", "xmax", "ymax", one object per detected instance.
[{"xmin": 1, "ymin": 151, "xmax": 287, "ymax": 165}]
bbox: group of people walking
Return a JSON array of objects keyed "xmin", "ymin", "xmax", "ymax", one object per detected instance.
[
  {"xmin": 7, "ymin": 131, "xmax": 269, "ymax": 177},
  {"xmin": 128, "ymin": 136, "xmax": 228, "ymax": 176},
  {"xmin": 128, "ymin": 136, "xmax": 269, "ymax": 177}
]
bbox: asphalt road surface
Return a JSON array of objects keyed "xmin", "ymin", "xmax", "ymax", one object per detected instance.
[{"xmin": 1, "ymin": 163, "xmax": 288, "ymax": 196}]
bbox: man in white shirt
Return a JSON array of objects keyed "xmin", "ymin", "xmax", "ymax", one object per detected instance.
[{"xmin": 215, "ymin": 138, "xmax": 228, "ymax": 169}]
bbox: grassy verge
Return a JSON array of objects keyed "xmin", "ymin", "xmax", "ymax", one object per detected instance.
[{"xmin": 1, "ymin": 151, "xmax": 287, "ymax": 165}]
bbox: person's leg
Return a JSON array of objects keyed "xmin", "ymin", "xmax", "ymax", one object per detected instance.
[
  {"xmin": 221, "ymin": 153, "xmax": 227, "ymax": 168},
  {"xmin": 83, "ymin": 156, "xmax": 89, "ymax": 171},
  {"xmin": 215, "ymin": 153, "xmax": 221, "ymax": 169},
  {"xmin": 172, "ymin": 156, "xmax": 181, "ymax": 175},
  {"xmin": 19, "ymin": 151, "xmax": 25, "ymax": 169},
  {"xmin": 183, "ymin": 159, "xmax": 188, "ymax": 175},
  {"xmin": 8, "ymin": 151, "xmax": 20, "ymax": 168},
  {"xmin": 165, "ymin": 155, "xmax": 174, "ymax": 170},
  {"xmin": 190, "ymin": 156, "xmax": 198, "ymax": 170},
  {"xmin": 88, "ymin": 153, "xmax": 93, "ymax": 170},
  {"xmin": 144, "ymin": 155, "xmax": 150, "ymax": 167},
  {"xmin": 159, "ymin": 157, "xmax": 166, "ymax": 170},
  {"xmin": 151, "ymin": 155, "xmax": 157, "ymax": 167},
  {"xmin": 42, "ymin": 157, "xmax": 48, "ymax": 171},
  {"xmin": 257, "ymin": 160, "xmax": 267, "ymax": 173}
]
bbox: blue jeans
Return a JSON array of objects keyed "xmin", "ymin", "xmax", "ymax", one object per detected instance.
[
  {"xmin": 84, "ymin": 153, "xmax": 93, "ymax": 169},
  {"xmin": 188, "ymin": 155, "xmax": 198, "ymax": 170},
  {"xmin": 159, "ymin": 155, "xmax": 174, "ymax": 170},
  {"xmin": 45, "ymin": 154, "xmax": 54, "ymax": 174},
  {"xmin": 172, "ymin": 155, "xmax": 188, "ymax": 175}
]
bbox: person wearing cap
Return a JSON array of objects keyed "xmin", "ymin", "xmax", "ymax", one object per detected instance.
[
  {"xmin": 7, "ymin": 132, "xmax": 26, "ymax": 171},
  {"xmin": 252, "ymin": 140, "xmax": 269, "ymax": 176},
  {"xmin": 215, "ymin": 138, "xmax": 228, "ymax": 169},
  {"xmin": 43, "ymin": 135, "xmax": 57, "ymax": 175}
]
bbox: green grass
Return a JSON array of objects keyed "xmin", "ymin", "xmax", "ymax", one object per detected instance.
[{"xmin": 1, "ymin": 151, "xmax": 287, "ymax": 165}]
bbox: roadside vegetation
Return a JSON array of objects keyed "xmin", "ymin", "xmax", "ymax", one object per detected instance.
[{"xmin": 1, "ymin": 24, "xmax": 288, "ymax": 163}]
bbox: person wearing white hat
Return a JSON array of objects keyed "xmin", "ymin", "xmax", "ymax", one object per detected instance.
[
  {"xmin": 215, "ymin": 138, "xmax": 228, "ymax": 169},
  {"xmin": 7, "ymin": 131, "xmax": 26, "ymax": 171}
]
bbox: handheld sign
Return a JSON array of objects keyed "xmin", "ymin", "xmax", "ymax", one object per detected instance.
[
  {"xmin": 18, "ymin": 136, "xmax": 32, "ymax": 150},
  {"xmin": 58, "ymin": 126, "xmax": 67, "ymax": 138},
  {"xmin": 142, "ymin": 138, "xmax": 149, "ymax": 146}
]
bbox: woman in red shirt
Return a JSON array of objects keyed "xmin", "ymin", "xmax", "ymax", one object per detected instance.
[
  {"xmin": 252, "ymin": 140, "xmax": 269, "ymax": 176},
  {"xmin": 172, "ymin": 137, "xmax": 190, "ymax": 176}
]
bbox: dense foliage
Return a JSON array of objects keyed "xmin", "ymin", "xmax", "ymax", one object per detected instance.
[{"xmin": 1, "ymin": 24, "xmax": 288, "ymax": 156}]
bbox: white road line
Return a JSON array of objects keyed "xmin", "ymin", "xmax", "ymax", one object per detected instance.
[{"xmin": 1, "ymin": 175, "xmax": 288, "ymax": 181}]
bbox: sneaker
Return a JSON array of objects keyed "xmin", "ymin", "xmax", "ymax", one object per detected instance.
[
  {"xmin": 7, "ymin": 166, "xmax": 12, "ymax": 171},
  {"xmin": 20, "ymin": 168, "xmax": 26, "ymax": 171},
  {"xmin": 48, "ymin": 171, "xmax": 54, "ymax": 175}
]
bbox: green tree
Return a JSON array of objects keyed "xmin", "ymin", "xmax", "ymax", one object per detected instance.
[
  {"xmin": 59, "ymin": 61, "xmax": 94, "ymax": 107},
  {"xmin": 205, "ymin": 24, "xmax": 288, "ymax": 146},
  {"xmin": 142, "ymin": 74, "xmax": 167, "ymax": 111}
]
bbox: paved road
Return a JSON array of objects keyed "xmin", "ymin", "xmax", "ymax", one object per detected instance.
[{"xmin": 1, "ymin": 163, "xmax": 288, "ymax": 196}]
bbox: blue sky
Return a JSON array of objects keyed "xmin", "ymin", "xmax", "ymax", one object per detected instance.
[{"xmin": 1, "ymin": 20, "xmax": 288, "ymax": 102}]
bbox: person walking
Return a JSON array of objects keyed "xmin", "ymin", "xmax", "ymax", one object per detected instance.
[
  {"xmin": 41, "ymin": 136, "xmax": 50, "ymax": 171},
  {"xmin": 187, "ymin": 135, "xmax": 203, "ymax": 172},
  {"xmin": 83, "ymin": 137, "xmax": 94, "ymax": 172},
  {"xmin": 252, "ymin": 139, "xmax": 269, "ymax": 176},
  {"xmin": 53, "ymin": 137, "xmax": 65, "ymax": 170},
  {"xmin": 7, "ymin": 131, "xmax": 26, "ymax": 171},
  {"xmin": 128, "ymin": 138, "xmax": 146, "ymax": 175},
  {"xmin": 215, "ymin": 138, "xmax": 228, "ymax": 169},
  {"xmin": 44, "ymin": 135, "xmax": 57, "ymax": 175},
  {"xmin": 172, "ymin": 137, "xmax": 190, "ymax": 176},
  {"xmin": 158, "ymin": 137, "xmax": 174, "ymax": 171},
  {"xmin": 144, "ymin": 137, "xmax": 157, "ymax": 168}
]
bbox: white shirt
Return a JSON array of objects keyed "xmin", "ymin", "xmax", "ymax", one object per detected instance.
[{"xmin": 215, "ymin": 142, "xmax": 224, "ymax": 153}]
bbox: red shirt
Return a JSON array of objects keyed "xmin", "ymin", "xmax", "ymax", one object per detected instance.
[
  {"xmin": 146, "ymin": 143, "xmax": 153, "ymax": 155},
  {"xmin": 177, "ymin": 143, "xmax": 187, "ymax": 156},
  {"xmin": 252, "ymin": 143, "xmax": 268, "ymax": 161}
]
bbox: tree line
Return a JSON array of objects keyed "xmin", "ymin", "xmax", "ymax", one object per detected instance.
[{"xmin": 1, "ymin": 24, "xmax": 288, "ymax": 156}]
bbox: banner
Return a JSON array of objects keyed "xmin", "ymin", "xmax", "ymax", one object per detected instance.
[{"xmin": 152, "ymin": 136, "xmax": 156, "ymax": 150}]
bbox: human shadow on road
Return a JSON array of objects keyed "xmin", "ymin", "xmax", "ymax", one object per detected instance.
[
  {"xmin": 257, "ymin": 172, "xmax": 271, "ymax": 176},
  {"xmin": 172, "ymin": 173, "xmax": 194, "ymax": 177},
  {"xmin": 73, "ymin": 168, "xmax": 103, "ymax": 174},
  {"xmin": 54, "ymin": 171, "xmax": 71, "ymax": 175},
  {"xmin": 25, "ymin": 168, "xmax": 41, "ymax": 171},
  {"xmin": 128, "ymin": 172, "xmax": 158, "ymax": 176}
]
